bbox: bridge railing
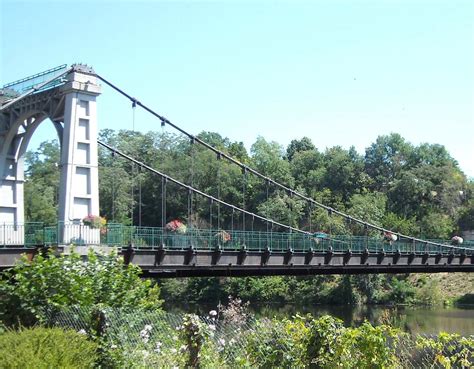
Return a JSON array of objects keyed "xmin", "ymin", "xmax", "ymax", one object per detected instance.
[
  {"xmin": 1, "ymin": 223, "xmax": 473, "ymax": 256},
  {"xmin": 0, "ymin": 222, "xmax": 44, "ymax": 247},
  {"xmin": 1, "ymin": 64, "xmax": 68, "ymax": 96},
  {"xmin": 100, "ymin": 226, "xmax": 474, "ymax": 256}
]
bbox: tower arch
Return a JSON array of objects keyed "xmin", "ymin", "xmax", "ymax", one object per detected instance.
[{"xmin": 0, "ymin": 65, "xmax": 101, "ymax": 244}]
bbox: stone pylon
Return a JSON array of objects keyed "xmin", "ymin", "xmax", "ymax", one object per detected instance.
[{"xmin": 0, "ymin": 64, "xmax": 101, "ymax": 244}]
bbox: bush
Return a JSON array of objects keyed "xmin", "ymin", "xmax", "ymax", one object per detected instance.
[
  {"xmin": 245, "ymin": 316, "xmax": 309, "ymax": 368},
  {"xmin": 243, "ymin": 315, "xmax": 401, "ymax": 369},
  {"xmin": 416, "ymin": 332, "xmax": 474, "ymax": 368},
  {"xmin": 0, "ymin": 327, "xmax": 98, "ymax": 368},
  {"xmin": 99, "ymin": 312, "xmax": 225, "ymax": 369},
  {"xmin": 0, "ymin": 249, "xmax": 162, "ymax": 328}
]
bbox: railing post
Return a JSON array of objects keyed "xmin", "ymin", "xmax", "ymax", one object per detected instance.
[{"xmin": 364, "ymin": 223, "xmax": 369, "ymax": 252}]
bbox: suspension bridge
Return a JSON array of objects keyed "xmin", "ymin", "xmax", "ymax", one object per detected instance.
[{"xmin": 1, "ymin": 64, "xmax": 473, "ymax": 277}]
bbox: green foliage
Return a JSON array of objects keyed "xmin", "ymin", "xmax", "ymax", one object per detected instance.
[
  {"xmin": 180, "ymin": 314, "xmax": 224, "ymax": 368},
  {"xmin": 419, "ymin": 211, "xmax": 455, "ymax": 239},
  {"xmin": 348, "ymin": 192, "xmax": 387, "ymax": 228},
  {"xmin": 382, "ymin": 212, "xmax": 419, "ymax": 235},
  {"xmin": 224, "ymin": 276, "xmax": 290, "ymax": 304},
  {"xmin": 24, "ymin": 140, "xmax": 60, "ymax": 224},
  {"xmin": 414, "ymin": 277, "xmax": 443, "ymax": 306},
  {"xmin": 286, "ymin": 136, "xmax": 316, "ymax": 161},
  {"xmin": 322, "ymin": 146, "xmax": 364, "ymax": 202},
  {"xmin": 245, "ymin": 316, "xmax": 309, "ymax": 368},
  {"xmin": 365, "ymin": 133, "xmax": 413, "ymax": 191},
  {"xmin": 310, "ymin": 206, "xmax": 348, "ymax": 235},
  {"xmin": 328, "ymin": 275, "xmax": 362, "ymax": 305},
  {"xmin": 416, "ymin": 332, "xmax": 474, "ymax": 368},
  {"xmin": 0, "ymin": 327, "xmax": 98, "ymax": 369},
  {"xmin": 0, "ymin": 250, "xmax": 161, "ymax": 328},
  {"xmin": 306, "ymin": 315, "xmax": 401, "ymax": 369},
  {"xmin": 244, "ymin": 315, "xmax": 401, "ymax": 369},
  {"xmin": 251, "ymin": 136, "xmax": 294, "ymax": 185},
  {"xmin": 98, "ymin": 311, "xmax": 225, "ymax": 369},
  {"xmin": 354, "ymin": 275, "xmax": 385, "ymax": 304},
  {"xmin": 160, "ymin": 273, "xmax": 464, "ymax": 307},
  {"xmin": 23, "ymin": 130, "xmax": 474, "ymax": 309},
  {"xmin": 382, "ymin": 276, "xmax": 416, "ymax": 305},
  {"xmin": 291, "ymin": 149, "xmax": 325, "ymax": 191},
  {"xmin": 458, "ymin": 198, "xmax": 474, "ymax": 231},
  {"xmin": 24, "ymin": 182, "xmax": 57, "ymax": 224},
  {"xmin": 26, "ymin": 130, "xmax": 472, "ymax": 240}
]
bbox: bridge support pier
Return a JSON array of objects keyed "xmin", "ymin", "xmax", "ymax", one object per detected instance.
[
  {"xmin": 58, "ymin": 70, "xmax": 101, "ymax": 226},
  {"xmin": 0, "ymin": 65, "xmax": 101, "ymax": 246}
]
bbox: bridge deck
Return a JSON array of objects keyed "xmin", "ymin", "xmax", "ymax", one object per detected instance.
[{"xmin": 1, "ymin": 223, "xmax": 473, "ymax": 275}]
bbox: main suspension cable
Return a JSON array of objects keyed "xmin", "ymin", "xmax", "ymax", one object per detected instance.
[
  {"xmin": 95, "ymin": 74, "xmax": 468, "ymax": 249},
  {"xmin": 98, "ymin": 140, "xmax": 309, "ymax": 235}
]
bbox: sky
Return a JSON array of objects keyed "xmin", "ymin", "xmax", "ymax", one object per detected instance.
[{"xmin": 1, "ymin": 0, "xmax": 473, "ymax": 177}]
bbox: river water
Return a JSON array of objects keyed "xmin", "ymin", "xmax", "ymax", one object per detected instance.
[{"xmin": 167, "ymin": 303, "xmax": 474, "ymax": 336}]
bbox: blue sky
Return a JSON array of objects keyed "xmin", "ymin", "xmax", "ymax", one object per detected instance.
[{"xmin": 1, "ymin": 0, "xmax": 473, "ymax": 177}]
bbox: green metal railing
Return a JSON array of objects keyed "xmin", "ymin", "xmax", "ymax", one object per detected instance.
[
  {"xmin": 1, "ymin": 222, "xmax": 473, "ymax": 256},
  {"xmin": 2, "ymin": 64, "xmax": 68, "ymax": 95},
  {"xmin": 1, "ymin": 222, "xmax": 44, "ymax": 247}
]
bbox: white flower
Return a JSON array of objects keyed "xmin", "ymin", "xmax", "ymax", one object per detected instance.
[
  {"xmin": 140, "ymin": 329, "xmax": 150, "ymax": 343},
  {"xmin": 208, "ymin": 324, "xmax": 216, "ymax": 331},
  {"xmin": 170, "ymin": 348, "xmax": 177, "ymax": 354},
  {"xmin": 144, "ymin": 324, "xmax": 153, "ymax": 331},
  {"xmin": 77, "ymin": 329, "xmax": 86, "ymax": 335},
  {"xmin": 172, "ymin": 335, "xmax": 178, "ymax": 341},
  {"xmin": 111, "ymin": 344, "xmax": 118, "ymax": 349},
  {"xmin": 209, "ymin": 310, "xmax": 218, "ymax": 317},
  {"xmin": 218, "ymin": 338, "xmax": 226, "ymax": 346},
  {"xmin": 154, "ymin": 342, "xmax": 162, "ymax": 353},
  {"xmin": 179, "ymin": 344, "xmax": 187, "ymax": 353},
  {"xmin": 229, "ymin": 338, "xmax": 236, "ymax": 346}
]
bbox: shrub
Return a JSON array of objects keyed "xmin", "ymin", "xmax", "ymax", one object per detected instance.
[
  {"xmin": 0, "ymin": 249, "xmax": 162, "ymax": 328},
  {"xmin": 306, "ymin": 315, "xmax": 401, "ymax": 368},
  {"xmin": 245, "ymin": 315, "xmax": 310, "ymax": 368},
  {"xmin": 0, "ymin": 327, "xmax": 98, "ymax": 368},
  {"xmin": 244, "ymin": 315, "xmax": 401, "ymax": 369},
  {"xmin": 416, "ymin": 332, "xmax": 474, "ymax": 368}
]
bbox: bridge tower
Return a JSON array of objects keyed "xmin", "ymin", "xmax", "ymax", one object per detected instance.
[{"xmin": 0, "ymin": 65, "xmax": 101, "ymax": 242}]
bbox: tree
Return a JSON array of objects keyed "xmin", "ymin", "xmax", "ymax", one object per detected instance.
[
  {"xmin": 458, "ymin": 200, "xmax": 474, "ymax": 231},
  {"xmin": 286, "ymin": 136, "xmax": 315, "ymax": 161},
  {"xmin": 24, "ymin": 182, "xmax": 57, "ymax": 224},
  {"xmin": 322, "ymin": 146, "xmax": 364, "ymax": 202},
  {"xmin": 365, "ymin": 133, "xmax": 413, "ymax": 191},
  {"xmin": 290, "ymin": 149, "xmax": 325, "ymax": 193},
  {"xmin": 250, "ymin": 136, "xmax": 294, "ymax": 185},
  {"xmin": 382, "ymin": 212, "xmax": 419, "ymax": 236},
  {"xmin": 24, "ymin": 140, "xmax": 60, "ymax": 223},
  {"xmin": 256, "ymin": 188, "xmax": 305, "ymax": 228},
  {"xmin": 408, "ymin": 143, "xmax": 458, "ymax": 168},
  {"xmin": 196, "ymin": 131, "xmax": 230, "ymax": 150},
  {"xmin": 387, "ymin": 171, "xmax": 431, "ymax": 218},
  {"xmin": 419, "ymin": 211, "xmax": 455, "ymax": 239},
  {"xmin": 347, "ymin": 192, "xmax": 387, "ymax": 228}
]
